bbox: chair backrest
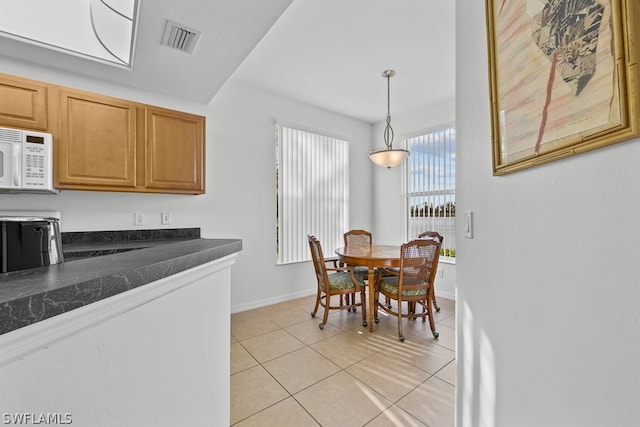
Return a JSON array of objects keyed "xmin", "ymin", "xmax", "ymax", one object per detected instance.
[
  {"xmin": 417, "ymin": 231, "xmax": 444, "ymax": 245},
  {"xmin": 344, "ymin": 229, "xmax": 372, "ymax": 247},
  {"xmin": 399, "ymin": 238, "xmax": 442, "ymax": 292},
  {"xmin": 308, "ymin": 235, "xmax": 329, "ymax": 286}
]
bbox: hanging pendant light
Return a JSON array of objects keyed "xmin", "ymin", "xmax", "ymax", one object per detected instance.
[{"xmin": 369, "ymin": 70, "xmax": 410, "ymax": 168}]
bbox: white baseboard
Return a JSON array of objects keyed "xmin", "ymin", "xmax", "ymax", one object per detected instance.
[
  {"xmin": 436, "ymin": 290, "xmax": 456, "ymax": 302},
  {"xmin": 231, "ymin": 288, "xmax": 455, "ymax": 314},
  {"xmin": 231, "ymin": 288, "xmax": 316, "ymax": 313}
]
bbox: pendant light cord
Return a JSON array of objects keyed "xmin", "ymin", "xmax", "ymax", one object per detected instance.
[{"xmin": 384, "ymin": 72, "xmax": 394, "ymax": 150}]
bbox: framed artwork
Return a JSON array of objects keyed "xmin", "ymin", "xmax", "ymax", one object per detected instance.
[{"xmin": 485, "ymin": 0, "xmax": 640, "ymax": 175}]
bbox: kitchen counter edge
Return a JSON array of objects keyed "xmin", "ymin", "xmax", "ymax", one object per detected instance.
[{"xmin": 0, "ymin": 238, "xmax": 242, "ymax": 335}]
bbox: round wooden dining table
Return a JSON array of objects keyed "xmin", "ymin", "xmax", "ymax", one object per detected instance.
[{"xmin": 335, "ymin": 244, "xmax": 401, "ymax": 332}]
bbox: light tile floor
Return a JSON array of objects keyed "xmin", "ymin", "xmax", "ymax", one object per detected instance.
[{"xmin": 231, "ymin": 295, "xmax": 455, "ymax": 426}]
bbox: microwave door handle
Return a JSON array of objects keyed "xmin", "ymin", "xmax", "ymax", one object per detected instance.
[{"xmin": 12, "ymin": 143, "xmax": 21, "ymax": 187}]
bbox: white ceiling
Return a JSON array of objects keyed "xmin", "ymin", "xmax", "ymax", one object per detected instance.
[
  {"xmin": 231, "ymin": 0, "xmax": 456, "ymax": 123},
  {"xmin": 0, "ymin": 0, "xmax": 455, "ymax": 125}
]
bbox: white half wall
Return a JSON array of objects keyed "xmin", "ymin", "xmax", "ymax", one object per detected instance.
[
  {"xmin": 0, "ymin": 257, "xmax": 233, "ymax": 426},
  {"xmin": 456, "ymin": 1, "xmax": 640, "ymax": 426}
]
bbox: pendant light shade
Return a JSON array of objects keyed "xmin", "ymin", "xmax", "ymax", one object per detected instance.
[
  {"xmin": 369, "ymin": 147, "xmax": 410, "ymax": 168},
  {"xmin": 369, "ymin": 70, "xmax": 410, "ymax": 168}
]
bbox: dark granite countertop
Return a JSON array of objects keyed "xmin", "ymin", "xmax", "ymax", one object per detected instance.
[
  {"xmin": 62, "ymin": 227, "xmax": 203, "ymax": 260},
  {"xmin": 0, "ymin": 230, "xmax": 242, "ymax": 335}
]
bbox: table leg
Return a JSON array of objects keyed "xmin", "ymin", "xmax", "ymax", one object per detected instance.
[{"xmin": 368, "ymin": 267, "xmax": 375, "ymax": 332}]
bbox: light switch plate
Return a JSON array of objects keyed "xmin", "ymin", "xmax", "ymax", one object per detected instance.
[{"xmin": 464, "ymin": 211, "xmax": 473, "ymax": 238}]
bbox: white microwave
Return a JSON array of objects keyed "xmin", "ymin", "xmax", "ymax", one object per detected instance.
[{"xmin": 0, "ymin": 126, "xmax": 56, "ymax": 193}]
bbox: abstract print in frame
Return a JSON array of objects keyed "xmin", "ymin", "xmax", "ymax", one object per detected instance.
[{"xmin": 486, "ymin": 0, "xmax": 640, "ymax": 175}]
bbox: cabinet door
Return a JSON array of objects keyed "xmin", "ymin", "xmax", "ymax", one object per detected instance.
[
  {"xmin": 0, "ymin": 73, "xmax": 48, "ymax": 130},
  {"xmin": 145, "ymin": 107, "xmax": 204, "ymax": 194},
  {"xmin": 56, "ymin": 89, "xmax": 137, "ymax": 190}
]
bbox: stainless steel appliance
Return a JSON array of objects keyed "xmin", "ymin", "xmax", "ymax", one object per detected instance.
[
  {"xmin": 0, "ymin": 216, "xmax": 64, "ymax": 273},
  {"xmin": 0, "ymin": 126, "xmax": 56, "ymax": 193}
]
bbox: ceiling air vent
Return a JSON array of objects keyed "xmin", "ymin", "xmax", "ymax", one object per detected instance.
[{"xmin": 161, "ymin": 20, "xmax": 201, "ymax": 54}]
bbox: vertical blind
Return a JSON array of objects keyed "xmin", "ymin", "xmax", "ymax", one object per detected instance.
[
  {"xmin": 277, "ymin": 125, "xmax": 349, "ymax": 265},
  {"xmin": 405, "ymin": 126, "xmax": 456, "ymax": 258}
]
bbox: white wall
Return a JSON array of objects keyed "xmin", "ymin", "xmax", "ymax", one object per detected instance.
[
  {"xmin": 0, "ymin": 58, "xmax": 373, "ymax": 312},
  {"xmin": 371, "ymin": 99, "xmax": 457, "ymax": 300},
  {"xmin": 456, "ymin": 2, "xmax": 640, "ymax": 426}
]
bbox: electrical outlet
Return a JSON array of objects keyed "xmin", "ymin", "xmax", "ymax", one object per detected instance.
[
  {"xmin": 438, "ymin": 268, "xmax": 443, "ymax": 278},
  {"xmin": 161, "ymin": 212, "xmax": 171, "ymax": 225},
  {"xmin": 134, "ymin": 212, "xmax": 144, "ymax": 226}
]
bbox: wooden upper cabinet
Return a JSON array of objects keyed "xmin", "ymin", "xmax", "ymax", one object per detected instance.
[
  {"xmin": 145, "ymin": 106, "xmax": 205, "ymax": 194},
  {"xmin": 0, "ymin": 73, "xmax": 48, "ymax": 130},
  {"xmin": 0, "ymin": 72, "xmax": 205, "ymax": 194},
  {"xmin": 55, "ymin": 89, "xmax": 138, "ymax": 190}
]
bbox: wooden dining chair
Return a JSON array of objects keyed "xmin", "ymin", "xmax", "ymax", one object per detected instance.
[
  {"xmin": 344, "ymin": 229, "xmax": 373, "ymax": 248},
  {"xmin": 373, "ymin": 238, "xmax": 442, "ymax": 342},
  {"xmin": 379, "ymin": 230, "xmax": 444, "ymax": 312},
  {"xmin": 417, "ymin": 231, "xmax": 443, "ymax": 312},
  {"xmin": 342, "ymin": 229, "xmax": 373, "ymax": 310},
  {"xmin": 308, "ymin": 235, "xmax": 367, "ymax": 329}
]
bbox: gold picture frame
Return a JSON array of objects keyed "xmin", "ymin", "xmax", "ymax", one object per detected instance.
[{"xmin": 486, "ymin": 0, "xmax": 640, "ymax": 175}]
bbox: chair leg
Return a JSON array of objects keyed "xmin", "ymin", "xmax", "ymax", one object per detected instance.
[
  {"xmin": 360, "ymin": 288, "xmax": 367, "ymax": 327},
  {"xmin": 373, "ymin": 286, "xmax": 384, "ymax": 324},
  {"xmin": 319, "ymin": 294, "xmax": 330, "ymax": 329},
  {"xmin": 397, "ymin": 298, "xmax": 405, "ymax": 342},
  {"xmin": 408, "ymin": 301, "xmax": 417, "ymax": 320},
  {"xmin": 342, "ymin": 293, "xmax": 357, "ymax": 312},
  {"xmin": 432, "ymin": 293, "xmax": 441, "ymax": 312},
  {"xmin": 425, "ymin": 295, "xmax": 439, "ymax": 339},
  {"xmin": 311, "ymin": 287, "xmax": 321, "ymax": 318}
]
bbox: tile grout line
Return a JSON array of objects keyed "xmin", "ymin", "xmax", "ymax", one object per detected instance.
[
  {"xmin": 231, "ymin": 296, "xmax": 455, "ymax": 426},
  {"xmin": 232, "ymin": 320, "xmax": 356, "ymax": 426}
]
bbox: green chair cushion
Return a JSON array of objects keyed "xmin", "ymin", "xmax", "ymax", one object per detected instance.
[
  {"xmin": 353, "ymin": 266, "xmax": 369, "ymax": 280},
  {"xmin": 378, "ymin": 277, "xmax": 428, "ymax": 297},
  {"xmin": 321, "ymin": 271, "xmax": 363, "ymax": 290}
]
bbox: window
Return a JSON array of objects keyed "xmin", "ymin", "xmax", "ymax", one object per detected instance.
[
  {"xmin": 276, "ymin": 124, "xmax": 349, "ymax": 265},
  {"xmin": 405, "ymin": 126, "xmax": 456, "ymax": 260}
]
